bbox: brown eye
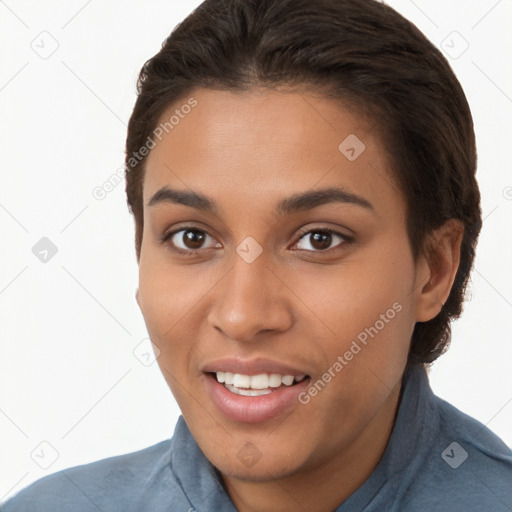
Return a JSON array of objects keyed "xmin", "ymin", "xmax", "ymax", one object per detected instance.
[
  {"xmin": 295, "ymin": 229, "xmax": 348, "ymax": 252},
  {"xmin": 181, "ymin": 229, "xmax": 206, "ymax": 249},
  {"xmin": 166, "ymin": 228, "xmax": 218, "ymax": 252},
  {"xmin": 310, "ymin": 232, "xmax": 332, "ymax": 250}
]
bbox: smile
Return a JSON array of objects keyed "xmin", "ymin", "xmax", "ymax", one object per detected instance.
[
  {"xmin": 202, "ymin": 359, "xmax": 312, "ymax": 423},
  {"xmin": 215, "ymin": 372, "xmax": 307, "ymax": 396}
]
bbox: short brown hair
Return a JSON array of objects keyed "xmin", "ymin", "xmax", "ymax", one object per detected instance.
[{"xmin": 125, "ymin": 0, "xmax": 482, "ymax": 365}]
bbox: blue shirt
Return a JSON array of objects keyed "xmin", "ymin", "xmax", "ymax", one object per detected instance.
[{"xmin": 2, "ymin": 365, "xmax": 512, "ymax": 511}]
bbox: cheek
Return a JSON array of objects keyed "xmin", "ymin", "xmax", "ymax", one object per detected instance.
[
  {"xmin": 293, "ymin": 241, "xmax": 415, "ymax": 338},
  {"xmin": 138, "ymin": 273, "xmax": 198, "ymax": 413},
  {"xmin": 138, "ymin": 252, "xmax": 199, "ymax": 331},
  {"xmin": 137, "ymin": 258, "xmax": 193, "ymax": 372},
  {"xmin": 136, "ymin": 252, "xmax": 221, "ymax": 392},
  {"xmin": 294, "ymin": 241, "xmax": 416, "ymax": 399}
]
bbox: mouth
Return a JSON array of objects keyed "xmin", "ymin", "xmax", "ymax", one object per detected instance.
[
  {"xmin": 201, "ymin": 360, "xmax": 312, "ymax": 423},
  {"xmin": 209, "ymin": 371, "xmax": 308, "ymax": 396}
]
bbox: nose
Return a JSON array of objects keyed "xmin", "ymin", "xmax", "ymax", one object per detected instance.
[{"xmin": 207, "ymin": 250, "xmax": 294, "ymax": 342}]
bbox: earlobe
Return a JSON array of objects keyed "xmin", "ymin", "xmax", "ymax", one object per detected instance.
[
  {"xmin": 414, "ymin": 219, "xmax": 464, "ymax": 322},
  {"xmin": 135, "ymin": 288, "xmax": 140, "ymax": 308}
]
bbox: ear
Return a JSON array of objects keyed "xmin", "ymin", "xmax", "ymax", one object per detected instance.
[
  {"xmin": 135, "ymin": 288, "xmax": 140, "ymax": 308},
  {"xmin": 414, "ymin": 219, "xmax": 464, "ymax": 322}
]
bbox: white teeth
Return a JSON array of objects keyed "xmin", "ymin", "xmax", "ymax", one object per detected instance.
[
  {"xmin": 214, "ymin": 371, "xmax": 307, "ymax": 391},
  {"xmin": 225, "ymin": 384, "xmax": 272, "ymax": 396},
  {"xmin": 250, "ymin": 374, "xmax": 269, "ymax": 389},
  {"xmin": 281, "ymin": 375, "xmax": 294, "ymax": 386},
  {"xmin": 233, "ymin": 374, "xmax": 250, "ymax": 388},
  {"xmin": 268, "ymin": 374, "xmax": 282, "ymax": 387}
]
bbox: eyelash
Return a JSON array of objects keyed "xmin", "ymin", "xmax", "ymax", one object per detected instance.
[{"xmin": 160, "ymin": 225, "xmax": 354, "ymax": 257}]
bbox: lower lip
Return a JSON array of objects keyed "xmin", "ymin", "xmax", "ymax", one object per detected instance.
[{"xmin": 203, "ymin": 373, "xmax": 310, "ymax": 423}]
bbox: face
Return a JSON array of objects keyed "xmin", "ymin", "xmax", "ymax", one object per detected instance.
[{"xmin": 136, "ymin": 87, "xmax": 422, "ymax": 481}]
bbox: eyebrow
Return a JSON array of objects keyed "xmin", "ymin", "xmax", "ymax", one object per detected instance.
[{"xmin": 147, "ymin": 185, "xmax": 375, "ymax": 215}]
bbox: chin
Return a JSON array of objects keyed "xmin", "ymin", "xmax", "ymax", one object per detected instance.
[{"xmin": 214, "ymin": 454, "xmax": 305, "ymax": 483}]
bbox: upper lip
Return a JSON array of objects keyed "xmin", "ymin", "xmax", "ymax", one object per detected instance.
[{"xmin": 202, "ymin": 357, "xmax": 310, "ymax": 376}]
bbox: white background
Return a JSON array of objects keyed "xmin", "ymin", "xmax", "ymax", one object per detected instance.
[{"xmin": 1, "ymin": 0, "xmax": 511, "ymax": 503}]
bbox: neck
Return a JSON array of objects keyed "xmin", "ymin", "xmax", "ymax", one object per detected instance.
[{"xmin": 222, "ymin": 381, "xmax": 402, "ymax": 512}]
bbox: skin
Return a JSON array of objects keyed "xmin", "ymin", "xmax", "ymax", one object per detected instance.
[{"xmin": 135, "ymin": 87, "xmax": 463, "ymax": 512}]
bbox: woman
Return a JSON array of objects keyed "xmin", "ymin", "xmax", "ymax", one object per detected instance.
[{"xmin": 3, "ymin": 0, "xmax": 511, "ymax": 510}]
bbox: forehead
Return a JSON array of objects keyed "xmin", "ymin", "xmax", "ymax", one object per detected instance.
[{"xmin": 142, "ymin": 87, "xmax": 402, "ymax": 219}]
